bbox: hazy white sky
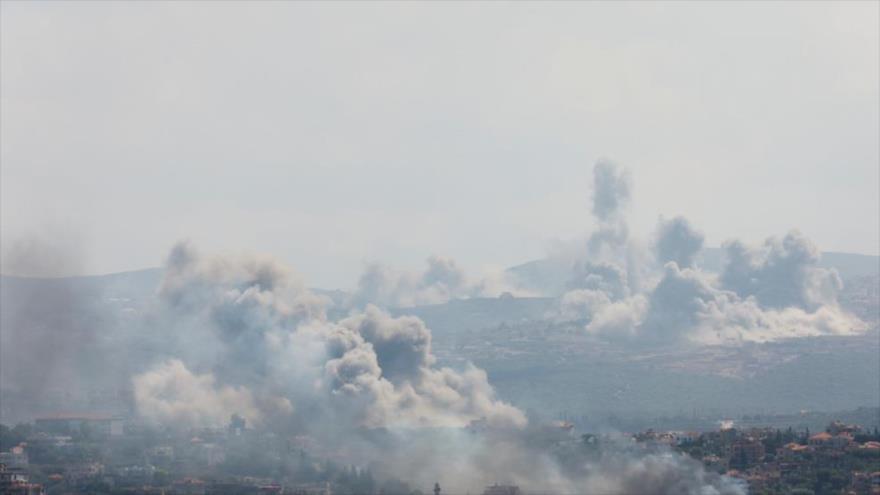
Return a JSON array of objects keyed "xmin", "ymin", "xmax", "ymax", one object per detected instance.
[{"xmin": 2, "ymin": 1, "xmax": 878, "ymax": 288}]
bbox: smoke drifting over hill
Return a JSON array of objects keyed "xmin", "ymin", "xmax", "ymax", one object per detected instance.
[
  {"xmin": 336, "ymin": 160, "xmax": 865, "ymax": 348},
  {"xmin": 135, "ymin": 242, "xmax": 525, "ymax": 432},
  {"xmin": 1, "ymin": 159, "xmax": 869, "ymax": 494},
  {"xmin": 350, "ymin": 255, "xmax": 528, "ymax": 309},
  {"xmin": 125, "ymin": 241, "xmax": 744, "ymax": 494},
  {"xmin": 352, "ymin": 256, "xmax": 470, "ymax": 308},
  {"xmin": 655, "ymin": 216, "xmax": 704, "ymax": 269},
  {"xmin": 556, "ymin": 161, "xmax": 866, "ymax": 344}
]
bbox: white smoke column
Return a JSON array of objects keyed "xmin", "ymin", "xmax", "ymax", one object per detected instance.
[
  {"xmin": 591, "ymin": 159, "xmax": 632, "ymax": 224},
  {"xmin": 586, "ymin": 159, "xmax": 633, "ymax": 260}
]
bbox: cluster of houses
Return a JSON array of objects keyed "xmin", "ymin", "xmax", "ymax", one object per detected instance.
[
  {"xmin": 0, "ymin": 461, "xmax": 44, "ymax": 495},
  {"xmin": 631, "ymin": 420, "xmax": 880, "ymax": 493}
]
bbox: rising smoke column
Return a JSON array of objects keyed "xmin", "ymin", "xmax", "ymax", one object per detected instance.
[
  {"xmin": 557, "ymin": 161, "xmax": 866, "ymax": 344},
  {"xmin": 654, "ymin": 216, "xmax": 705, "ymax": 269},
  {"xmin": 563, "ymin": 159, "xmax": 646, "ymax": 308},
  {"xmin": 585, "ymin": 159, "xmax": 633, "ymax": 261},
  {"xmin": 591, "ymin": 159, "xmax": 632, "ymax": 224}
]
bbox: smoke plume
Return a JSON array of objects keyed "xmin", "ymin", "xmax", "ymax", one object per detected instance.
[
  {"xmin": 655, "ymin": 216, "xmax": 704, "ymax": 268},
  {"xmin": 591, "ymin": 159, "xmax": 632, "ymax": 224},
  {"xmin": 351, "ymin": 255, "xmax": 526, "ymax": 308},
  {"xmin": 720, "ymin": 230, "xmax": 843, "ymax": 310},
  {"xmin": 556, "ymin": 161, "xmax": 865, "ymax": 344},
  {"xmin": 134, "ymin": 243, "xmax": 525, "ymax": 431},
  {"xmin": 126, "ymin": 242, "xmax": 744, "ymax": 494}
]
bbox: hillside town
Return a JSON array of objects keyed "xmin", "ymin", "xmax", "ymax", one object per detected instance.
[
  {"xmin": 662, "ymin": 420, "xmax": 880, "ymax": 494},
  {"xmin": 1, "ymin": 412, "xmax": 878, "ymax": 495}
]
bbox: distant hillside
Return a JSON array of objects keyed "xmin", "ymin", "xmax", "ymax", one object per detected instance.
[
  {"xmin": 2, "ymin": 247, "xmax": 875, "ymax": 301},
  {"xmin": 0, "ymin": 267, "xmax": 163, "ymax": 302},
  {"xmin": 698, "ymin": 248, "xmax": 879, "ymax": 279},
  {"xmin": 1, "ymin": 268, "xmax": 350, "ymax": 306},
  {"xmin": 388, "ymin": 297, "xmax": 555, "ymax": 338},
  {"xmin": 507, "ymin": 248, "xmax": 880, "ymax": 296},
  {"xmin": 1, "ymin": 257, "xmax": 877, "ymax": 423}
]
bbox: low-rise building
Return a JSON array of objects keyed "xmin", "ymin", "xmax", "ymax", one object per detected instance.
[
  {"xmin": 730, "ymin": 438, "xmax": 765, "ymax": 467},
  {"xmin": 0, "ymin": 463, "xmax": 44, "ymax": 495},
  {"xmin": 850, "ymin": 471, "xmax": 880, "ymax": 494},
  {"xmin": 173, "ymin": 478, "xmax": 207, "ymax": 495},
  {"xmin": 809, "ymin": 431, "xmax": 854, "ymax": 449},
  {"xmin": 34, "ymin": 413, "xmax": 125, "ymax": 437},
  {"xmin": 0, "ymin": 444, "xmax": 28, "ymax": 469}
]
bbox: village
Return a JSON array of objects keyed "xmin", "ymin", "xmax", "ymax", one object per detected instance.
[{"xmin": 1, "ymin": 412, "xmax": 878, "ymax": 495}]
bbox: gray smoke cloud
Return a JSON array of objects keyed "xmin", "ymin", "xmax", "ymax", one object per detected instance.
[
  {"xmin": 584, "ymin": 450, "xmax": 745, "ymax": 495},
  {"xmin": 351, "ymin": 255, "xmax": 527, "ymax": 308},
  {"xmin": 134, "ymin": 243, "xmax": 525, "ymax": 431},
  {"xmin": 655, "ymin": 216, "xmax": 705, "ymax": 268},
  {"xmin": 563, "ymin": 257, "xmax": 864, "ymax": 345},
  {"xmin": 0, "ymin": 233, "xmax": 128, "ymax": 423},
  {"xmin": 591, "ymin": 159, "xmax": 632, "ymax": 224},
  {"xmin": 720, "ymin": 230, "xmax": 843, "ymax": 310},
  {"xmin": 564, "ymin": 160, "xmax": 645, "ymax": 302},
  {"xmin": 322, "ymin": 306, "xmax": 527, "ymax": 429},
  {"xmin": 365, "ymin": 428, "xmax": 745, "ymax": 495},
  {"xmin": 557, "ymin": 161, "xmax": 866, "ymax": 344},
  {"xmin": 586, "ymin": 160, "xmax": 633, "ymax": 261},
  {"xmin": 353, "ymin": 256, "xmax": 467, "ymax": 308},
  {"xmin": 569, "ymin": 261, "xmax": 631, "ymax": 300},
  {"xmin": 128, "ymin": 243, "xmax": 743, "ymax": 494},
  {"xmin": 132, "ymin": 359, "xmax": 265, "ymax": 427}
]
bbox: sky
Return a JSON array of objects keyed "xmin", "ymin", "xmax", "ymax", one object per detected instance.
[{"xmin": 1, "ymin": 1, "xmax": 878, "ymax": 289}]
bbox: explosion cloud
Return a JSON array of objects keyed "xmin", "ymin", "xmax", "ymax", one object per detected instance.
[
  {"xmin": 135, "ymin": 243, "xmax": 525, "ymax": 431},
  {"xmin": 125, "ymin": 239, "xmax": 748, "ymax": 494},
  {"xmin": 557, "ymin": 161, "xmax": 866, "ymax": 344}
]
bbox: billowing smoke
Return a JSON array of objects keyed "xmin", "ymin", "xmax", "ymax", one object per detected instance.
[
  {"xmin": 569, "ymin": 261, "xmax": 631, "ymax": 300},
  {"xmin": 321, "ymin": 306, "xmax": 527, "ymax": 429},
  {"xmin": 351, "ymin": 255, "xmax": 526, "ymax": 308},
  {"xmin": 655, "ymin": 216, "xmax": 704, "ymax": 268},
  {"xmin": 129, "ymin": 243, "xmax": 742, "ymax": 494},
  {"xmin": 352, "ymin": 256, "xmax": 468, "ymax": 308},
  {"xmin": 720, "ymin": 230, "xmax": 843, "ymax": 310},
  {"xmin": 132, "ymin": 359, "xmax": 264, "ymax": 427},
  {"xmin": 591, "ymin": 159, "xmax": 632, "ymax": 224},
  {"xmin": 0, "ymin": 233, "xmax": 126, "ymax": 423},
  {"xmin": 134, "ymin": 243, "xmax": 524, "ymax": 431},
  {"xmin": 557, "ymin": 161, "xmax": 865, "ymax": 344},
  {"xmin": 5, "ymin": 160, "xmax": 861, "ymax": 494},
  {"xmin": 586, "ymin": 160, "xmax": 633, "ymax": 260},
  {"xmin": 564, "ymin": 160, "xmax": 646, "ymax": 308},
  {"xmin": 641, "ymin": 262, "xmax": 861, "ymax": 344},
  {"xmin": 582, "ymin": 450, "xmax": 745, "ymax": 495},
  {"xmin": 363, "ymin": 428, "xmax": 745, "ymax": 495}
]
